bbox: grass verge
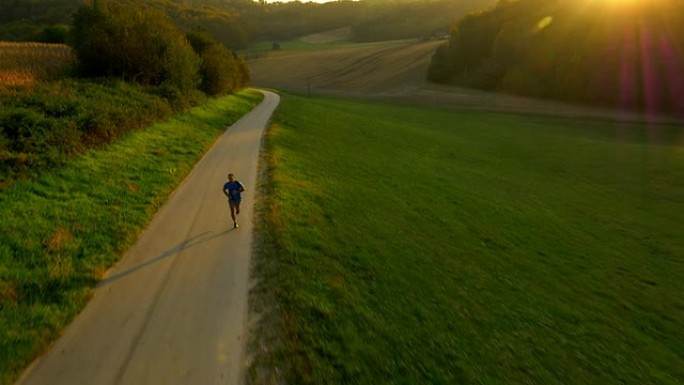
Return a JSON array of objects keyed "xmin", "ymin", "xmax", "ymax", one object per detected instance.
[
  {"xmin": 0, "ymin": 89, "xmax": 262, "ymax": 385},
  {"xmin": 249, "ymin": 93, "xmax": 683, "ymax": 384}
]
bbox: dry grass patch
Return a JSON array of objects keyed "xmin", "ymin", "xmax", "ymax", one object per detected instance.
[
  {"xmin": 0, "ymin": 281, "xmax": 17, "ymax": 305},
  {"xmin": 44, "ymin": 228, "xmax": 74, "ymax": 253},
  {"xmin": 0, "ymin": 70, "xmax": 35, "ymax": 87},
  {"xmin": 0, "ymin": 41, "xmax": 75, "ymax": 87}
]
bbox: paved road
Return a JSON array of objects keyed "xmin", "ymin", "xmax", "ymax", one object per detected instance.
[{"xmin": 16, "ymin": 90, "xmax": 280, "ymax": 385}]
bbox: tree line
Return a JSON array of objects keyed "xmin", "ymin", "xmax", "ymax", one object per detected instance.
[
  {"xmin": 0, "ymin": 0, "xmax": 250, "ymax": 182},
  {"xmin": 351, "ymin": 0, "xmax": 493, "ymax": 42},
  {"xmin": 428, "ymin": 0, "xmax": 684, "ymax": 114},
  {"xmin": 71, "ymin": 0, "xmax": 249, "ymax": 95},
  {"xmin": 0, "ymin": 0, "xmax": 494, "ymax": 47}
]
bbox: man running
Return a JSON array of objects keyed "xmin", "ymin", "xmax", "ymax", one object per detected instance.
[{"xmin": 222, "ymin": 173, "xmax": 245, "ymax": 228}]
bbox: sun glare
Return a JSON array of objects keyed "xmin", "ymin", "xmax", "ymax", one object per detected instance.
[
  {"xmin": 592, "ymin": 0, "xmax": 656, "ymax": 8},
  {"xmin": 588, "ymin": 0, "xmax": 642, "ymax": 9}
]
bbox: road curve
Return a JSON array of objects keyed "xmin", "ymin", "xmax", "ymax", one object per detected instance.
[{"xmin": 16, "ymin": 90, "xmax": 280, "ymax": 385}]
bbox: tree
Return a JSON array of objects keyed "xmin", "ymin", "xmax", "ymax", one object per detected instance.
[
  {"xmin": 32, "ymin": 24, "xmax": 70, "ymax": 43},
  {"xmin": 70, "ymin": 0, "xmax": 200, "ymax": 92},
  {"xmin": 187, "ymin": 29, "xmax": 250, "ymax": 96}
]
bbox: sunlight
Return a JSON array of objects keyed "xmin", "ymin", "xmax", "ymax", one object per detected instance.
[
  {"xmin": 596, "ymin": 0, "xmax": 640, "ymax": 4},
  {"xmin": 574, "ymin": 0, "xmax": 684, "ymax": 116},
  {"xmin": 590, "ymin": 0, "xmax": 669, "ymax": 10},
  {"xmin": 588, "ymin": 0, "xmax": 648, "ymax": 10}
]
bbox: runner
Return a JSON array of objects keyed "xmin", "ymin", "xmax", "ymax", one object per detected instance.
[{"xmin": 222, "ymin": 173, "xmax": 245, "ymax": 228}]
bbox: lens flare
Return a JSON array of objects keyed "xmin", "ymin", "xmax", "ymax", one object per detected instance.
[{"xmin": 537, "ymin": 16, "xmax": 553, "ymax": 31}]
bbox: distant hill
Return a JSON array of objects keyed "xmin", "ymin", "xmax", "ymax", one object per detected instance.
[
  {"xmin": 0, "ymin": 0, "xmax": 494, "ymax": 48},
  {"xmin": 351, "ymin": 0, "xmax": 495, "ymax": 42},
  {"xmin": 0, "ymin": 0, "xmax": 78, "ymax": 41},
  {"xmin": 0, "ymin": 0, "xmax": 254, "ymax": 48}
]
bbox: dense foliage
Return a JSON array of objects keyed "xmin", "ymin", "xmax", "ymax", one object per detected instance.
[
  {"xmin": 187, "ymin": 29, "xmax": 250, "ymax": 96},
  {"xmin": 0, "ymin": 0, "xmax": 494, "ymax": 47},
  {"xmin": 1, "ymin": 1, "xmax": 252, "ymax": 185},
  {"xmin": 351, "ymin": 0, "xmax": 493, "ymax": 42},
  {"xmin": 0, "ymin": 0, "xmax": 252, "ymax": 49},
  {"xmin": 428, "ymin": 0, "xmax": 684, "ymax": 114},
  {"xmin": 0, "ymin": 0, "xmax": 77, "ymax": 42},
  {"xmin": 71, "ymin": 1, "xmax": 201, "ymax": 92},
  {"xmin": 0, "ymin": 80, "xmax": 177, "ymax": 185}
]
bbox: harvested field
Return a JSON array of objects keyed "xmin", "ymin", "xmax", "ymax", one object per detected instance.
[
  {"xmin": 248, "ymin": 39, "xmax": 683, "ymax": 124},
  {"xmin": 0, "ymin": 41, "xmax": 75, "ymax": 87},
  {"xmin": 249, "ymin": 40, "xmax": 440, "ymax": 94},
  {"xmin": 298, "ymin": 26, "xmax": 351, "ymax": 44}
]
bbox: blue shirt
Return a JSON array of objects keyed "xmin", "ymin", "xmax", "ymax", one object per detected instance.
[{"xmin": 223, "ymin": 181, "xmax": 244, "ymax": 202}]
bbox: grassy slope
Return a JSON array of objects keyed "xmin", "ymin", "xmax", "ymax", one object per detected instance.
[
  {"xmin": 251, "ymin": 93, "xmax": 684, "ymax": 384},
  {"xmin": 0, "ymin": 90, "xmax": 262, "ymax": 385}
]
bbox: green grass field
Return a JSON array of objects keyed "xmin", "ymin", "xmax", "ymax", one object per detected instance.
[
  {"xmin": 250, "ymin": 93, "xmax": 684, "ymax": 384},
  {"xmin": 0, "ymin": 90, "xmax": 262, "ymax": 385}
]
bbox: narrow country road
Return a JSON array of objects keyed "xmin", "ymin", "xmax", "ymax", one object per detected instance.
[{"xmin": 16, "ymin": 90, "xmax": 280, "ymax": 385}]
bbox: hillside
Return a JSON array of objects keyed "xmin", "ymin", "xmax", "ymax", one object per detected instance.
[
  {"xmin": 0, "ymin": 0, "xmax": 492, "ymax": 48},
  {"xmin": 249, "ymin": 40, "xmax": 442, "ymax": 94},
  {"xmin": 248, "ymin": 38, "xmax": 683, "ymax": 124}
]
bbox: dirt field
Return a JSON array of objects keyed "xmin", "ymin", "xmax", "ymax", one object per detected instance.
[
  {"xmin": 248, "ymin": 39, "xmax": 683, "ymax": 124},
  {"xmin": 298, "ymin": 26, "xmax": 351, "ymax": 44},
  {"xmin": 249, "ymin": 40, "xmax": 440, "ymax": 94}
]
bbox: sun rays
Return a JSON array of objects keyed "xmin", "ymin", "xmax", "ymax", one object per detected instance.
[{"xmin": 574, "ymin": 0, "xmax": 684, "ymax": 116}]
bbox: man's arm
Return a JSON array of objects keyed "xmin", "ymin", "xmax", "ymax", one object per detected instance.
[{"xmin": 222, "ymin": 185, "xmax": 230, "ymax": 198}]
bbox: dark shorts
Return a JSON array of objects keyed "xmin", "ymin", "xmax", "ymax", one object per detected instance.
[{"xmin": 229, "ymin": 200, "xmax": 241, "ymax": 208}]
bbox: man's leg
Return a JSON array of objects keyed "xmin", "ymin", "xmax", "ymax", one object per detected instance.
[
  {"xmin": 230, "ymin": 201, "xmax": 239, "ymax": 228},
  {"xmin": 229, "ymin": 202, "xmax": 236, "ymax": 222}
]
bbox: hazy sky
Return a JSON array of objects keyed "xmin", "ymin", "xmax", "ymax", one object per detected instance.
[{"xmin": 264, "ymin": 0, "xmax": 338, "ymax": 3}]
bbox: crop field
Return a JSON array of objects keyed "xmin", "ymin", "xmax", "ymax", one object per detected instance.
[{"xmin": 0, "ymin": 42, "xmax": 75, "ymax": 87}]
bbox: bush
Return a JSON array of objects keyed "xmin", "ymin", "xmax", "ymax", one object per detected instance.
[
  {"xmin": 466, "ymin": 58, "xmax": 504, "ymax": 90},
  {"xmin": 0, "ymin": 108, "xmax": 51, "ymax": 154},
  {"xmin": 427, "ymin": 43, "xmax": 454, "ymax": 83},
  {"xmin": 0, "ymin": 80, "xmax": 175, "ymax": 183},
  {"xmin": 187, "ymin": 30, "xmax": 250, "ymax": 96},
  {"xmin": 70, "ymin": 0, "xmax": 200, "ymax": 92},
  {"xmin": 200, "ymin": 44, "xmax": 239, "ymax": 96},
  {"xmin": 32, "ymin": 24, "xmax": 70, "ymax": 44}
]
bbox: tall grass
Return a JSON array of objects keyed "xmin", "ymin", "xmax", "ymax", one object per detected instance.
[
  {"xmin": 0, "ymin": 42, "xmax": 75, "ymax": 87},
  {"xmin": 250, "ymin": 93, "xmax": 684, "ymax": 384},
  {"xmin": 0, "ymin": 90, "xmax": 262, "ymax": 385}
]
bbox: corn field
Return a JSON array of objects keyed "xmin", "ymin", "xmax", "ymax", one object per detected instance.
[{"xmin": 0, "ymin": 41, "xmax": 75, "ymax": 87}]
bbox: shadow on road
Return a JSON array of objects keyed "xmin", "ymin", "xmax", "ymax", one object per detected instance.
[{"xmin": 97, "ymin": 229, "xmax": 233, "ymax": 287}]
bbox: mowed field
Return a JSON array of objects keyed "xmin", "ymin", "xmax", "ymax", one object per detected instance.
[
  {"xmin": 247, "ymin": 31, "xmax": 683, "ymax": 384},
  {"xmin": 250, "ymin": 92, "xmax": 683, "ymax": 384}
]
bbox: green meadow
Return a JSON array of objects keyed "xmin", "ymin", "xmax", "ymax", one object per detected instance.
[
  {"xmin": 0, "ymin": 90, "xmax": 262, "ymax": 385},
  {"xmin": 250, "ymin": 93, "xmax": 684, "ymax": 384}
]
